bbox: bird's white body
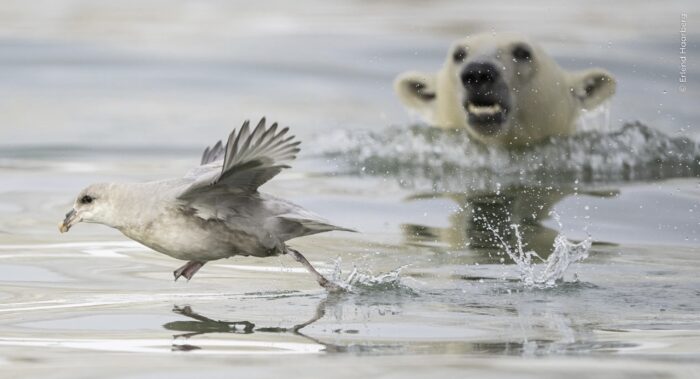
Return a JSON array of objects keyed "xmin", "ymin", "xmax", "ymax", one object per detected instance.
[{"xmin": 108, "ymin": 181, "xmax": 330, "ymax": 261}]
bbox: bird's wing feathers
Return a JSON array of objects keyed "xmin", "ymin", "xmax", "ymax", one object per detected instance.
[
  {"xmin": 200, "ymin": 140, "xmax": 224, "ymax": 165},
  {"xmin": 178, "ymin": 118, "xmax": 300, "ymax": 198}
]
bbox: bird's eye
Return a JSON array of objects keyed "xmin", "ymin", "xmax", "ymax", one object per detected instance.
[
  {"xmin": 512, "ymin": 44, "xmax": 532, "ymax": 62},
  {"xmin": 80, "ymin": 195, "xmax": 94, "ymax": 204},
  {"xmin": 452, "ymin": 47, "xmax": 467, "ymax": 63}
]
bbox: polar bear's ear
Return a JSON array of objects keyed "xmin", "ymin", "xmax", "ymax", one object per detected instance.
[
  {"xmin": 394, "ymin": 71, "xmax": 438, "ymax": 119},
  {"xmin": 569, "ymin": 68, "xmax": 617, "ymax": 110}
]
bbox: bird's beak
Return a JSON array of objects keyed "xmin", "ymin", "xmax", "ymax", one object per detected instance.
[{"xmin": 59, "ymin": 209, "xmax": 80, "ymax": 233}]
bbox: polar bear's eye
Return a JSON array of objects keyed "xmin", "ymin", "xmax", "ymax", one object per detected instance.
[
  {"xmin": 512, "ymin": 44, "xmax": 532, "ymax": 62},
  {"xmin": 452, "ymin": 47, "xmax": 467, "ymax": 63}
]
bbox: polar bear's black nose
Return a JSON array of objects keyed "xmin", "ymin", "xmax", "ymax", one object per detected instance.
[{"xmin": 461, "ymin": 62, "xmax": 500, "ymax": 88}]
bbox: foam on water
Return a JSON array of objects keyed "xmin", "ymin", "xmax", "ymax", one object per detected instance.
[{"xmin": 314, "ymin": 121, "xmax": 700, "ymax": 192}]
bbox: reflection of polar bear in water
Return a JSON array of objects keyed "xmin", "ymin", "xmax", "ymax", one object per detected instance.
[{"xmin": 395, "ymin": 33, "xmax": 616, "ymax": 147}]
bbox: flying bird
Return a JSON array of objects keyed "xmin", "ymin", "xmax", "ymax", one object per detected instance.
[{"xmin": 60, "ymin": 118, "xmax": 354, "ymax": 291}]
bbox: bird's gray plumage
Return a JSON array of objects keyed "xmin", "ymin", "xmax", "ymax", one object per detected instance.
[
  {"xmin": 180, "ymin": 118, "xmax": 301, "ymax": 197},
  {"xmin": 61, "ymin": 118, "xmax": 354, "ymax": 287}
]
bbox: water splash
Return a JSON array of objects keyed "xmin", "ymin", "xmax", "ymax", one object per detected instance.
[
  {"xmin": 313, "ymin": 122, "xmax": 700, "ymax": 192},
  {"xmin": 328, "ymin": 259, "xmax": 411, "ymax": 294},
  {"xmin": 487, "ymin": 217, "xmax": 591, "ymax": 288}
]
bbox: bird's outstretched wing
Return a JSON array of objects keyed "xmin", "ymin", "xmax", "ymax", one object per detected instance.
[
  {"xmin": 200, "ymin": 140, "xmax": 224, "ymax": 165},
  {"xmin": 178, "ymin": 118, "xmax": 300, "ymax": 198}
]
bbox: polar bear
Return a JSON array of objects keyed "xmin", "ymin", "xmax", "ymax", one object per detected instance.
[{"xmin": 394, "ymin": 33, "xmax": 616, "ymax": 146}]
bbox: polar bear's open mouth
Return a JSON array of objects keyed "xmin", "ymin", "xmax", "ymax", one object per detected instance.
[{"xmin": 463, "ymin": 95, "xmax": 510, "ymax": 135}]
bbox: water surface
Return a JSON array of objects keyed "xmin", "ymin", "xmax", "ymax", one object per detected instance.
[{"xmin": 0, "ymin": 1, "xmax": 699, "ymax": 378}]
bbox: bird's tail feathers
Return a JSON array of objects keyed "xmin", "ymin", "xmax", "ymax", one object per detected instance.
[{"xmin": 271, "ymin": 215, "xmax": 357, "ymax": 241}]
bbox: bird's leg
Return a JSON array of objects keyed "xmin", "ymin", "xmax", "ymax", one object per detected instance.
[
  {"xmin": 286, "ymin": 248, "xmax": 344, "ymax": 293},
  {"xmin": 173, "ymin": 261, "xmax": 206, "ymax": 281}
]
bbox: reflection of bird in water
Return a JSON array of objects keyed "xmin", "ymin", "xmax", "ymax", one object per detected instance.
[
  {"xmin": 166, "ymin": 305, "xmax": 256, "ymax": 339},
  {"xmin": 164, "ymin": 294, "xmax": 407, "ymax": 354},
  {"xmin": 402, "ymin": 185, "xmax": 617, "ymax": 259},
  {"xmin": 164, "ymin": 297, "xmax": 342, "ymax": 352}
]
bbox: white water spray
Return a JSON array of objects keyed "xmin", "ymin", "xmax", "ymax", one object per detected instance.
[
  {"xmin": 487, "ymin": 215, "xmax": 591, "ymax": 288},
  {"xmin": 328, "ymin": 258, "xmax": 409, "ymax": 293}
]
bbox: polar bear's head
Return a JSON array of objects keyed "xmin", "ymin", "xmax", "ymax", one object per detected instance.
[{"xmin": 395, "ymin": 33, "xmax": 616, "ymax": 146}]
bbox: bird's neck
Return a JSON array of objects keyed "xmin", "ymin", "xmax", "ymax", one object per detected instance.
[{"xmin": 103, "ymin": 182, "xmax": 163, "ymax": 232}]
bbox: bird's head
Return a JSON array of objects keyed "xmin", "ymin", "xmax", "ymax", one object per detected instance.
[{"xmin": 60, "ymin": 183, "xmax": 115, "ymax": 233}]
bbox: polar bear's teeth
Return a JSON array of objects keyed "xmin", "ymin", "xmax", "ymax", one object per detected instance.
[{"xmin": 467, "ymin": 103, "xmax": 502, "ymax": 115}]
